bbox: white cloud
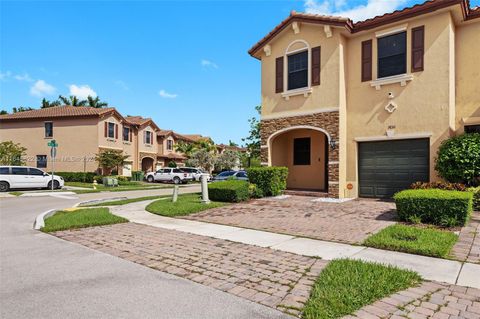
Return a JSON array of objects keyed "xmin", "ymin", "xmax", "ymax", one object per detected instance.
[
  {"xmin": 69, "ymin": 84, "xmax": 97, "ymax": 99},
  {"xmin": 30, "ymin": 80, "xmax": 56, "ymax": 97},
  {"xmin": 0, "ymin": 71, "xmax": 12, "ymax": 81},
  {"xmin": 158, "ymin": 89, "xmax": 178, "ymax": 99},
  {"xmin": 114, "ymin": 80, "xmax": 129, "ymax": 91},
  {"xmin": 304, "ymin": 0, "xmax": 408, "ymax": 22},
  {"xmin": 201, "ymin": 59, "xmax": 219, "ymax": 69},
  {"xmin": 14, "ymin": 73, "xmax": 34, "ymax": 82}
]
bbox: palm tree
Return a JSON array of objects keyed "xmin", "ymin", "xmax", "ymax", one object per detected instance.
[
  {"xmin": 58, "ymin": 95, "xmax": 87, "ymax": 107},
  {"xmin": 87, "ymin": 96, "xmax": 108, "ymax": 108},
  {"xmin": 41, "ymin": 98, "xmax": 61, "ymax": 108}
]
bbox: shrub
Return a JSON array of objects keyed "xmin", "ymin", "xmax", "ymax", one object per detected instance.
[
  {"xmin": 394, "ymin": 189, "xmax": 473, "ymax": 227},
  {"xmin": 468, "ymin": 187, "xmax": 480, "ymax": 211},
  {"xmin": 56, "ymin": 172, "xmax": 96, "ymax": 183},
  {"xmin": 435, "ymin": 133, "xmax": 480, "ymax": 186},
  {"xmin": 410, "ymin": 181, "xmax": 467, "ymax": 192},
  {"xmin": 208, "ymin": 180, "xmax": 249, "ymax": 202},
  {"xmin": 248, "ymin": 183, "xmax": 264, "ymax": 198},
  {"xmin": 247, "ymin": 166, "xmax": 288, "ymax": 197}
]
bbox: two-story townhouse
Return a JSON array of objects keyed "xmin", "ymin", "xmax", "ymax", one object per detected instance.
[
  {"xmin": 249, "ymin": 0, "xmax": 480, "ymax": 198},
  {"xmin": 156, "ymin": 130, "xmax": 193, "ymax": 167},
  {"xmin": 124, "ymin": 116, "xmax": 160, "ymax": 172}
]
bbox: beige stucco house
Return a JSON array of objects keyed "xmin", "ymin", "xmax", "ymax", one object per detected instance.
[
  {"xmin": 0, "ymin": 106, "xmax": 197, "ymax": 175},
  {"xmin": 249, "ymin": 0, "xmax": 480, "ymax": 198}
]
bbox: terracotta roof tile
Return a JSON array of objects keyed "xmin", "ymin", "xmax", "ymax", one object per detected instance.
[{"xmin": 0, "ymin": 106, "xmax": 116, "ymax": 121}]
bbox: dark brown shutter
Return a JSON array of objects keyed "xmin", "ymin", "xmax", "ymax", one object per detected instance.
[
  {"xmin": 115, "ymin": 124, "xmax": 118, "ymax": 139},
  {"xmin": 311, "ymin": 46, "xmax": 321, "ymax": 86},
  {"xmin": 361, "ymin": 40, "xmax": 373, "ymax": 82},
  {"xmin": 275, "ymin": 57, "xmax": 284, "ymax": 93},
  {"xmin": 412, "ymin": 26, "xmax": 425, "ymax": 72},
  {"xmin": 104, "ymin": 122, "xmax": 107, "ymax": 137},
  {"xmin": 129, "ymin": 128, "xmax": 132, "ymax": 142}
]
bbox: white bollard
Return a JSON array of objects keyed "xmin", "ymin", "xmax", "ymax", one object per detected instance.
[
  {"xmin": 201, "ymin": 174, "xmax": 210, "ymax": 204},
  {"xmin": 172, "ymin": 185, "xmax": 179, "ymax": 202}
]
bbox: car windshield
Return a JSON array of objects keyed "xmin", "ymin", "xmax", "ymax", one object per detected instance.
[{"xmin": 218, "ymin": 171, "xmax": 235, "ymax": 177}]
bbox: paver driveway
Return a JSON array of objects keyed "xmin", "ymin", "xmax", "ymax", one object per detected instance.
[
  {"xmin": 54, "ymin": 222, "xmax": 327, "ymax": 317},
  {"xmin": 185, "ymin": 196, "xmax": 397, "ymax": 244}
]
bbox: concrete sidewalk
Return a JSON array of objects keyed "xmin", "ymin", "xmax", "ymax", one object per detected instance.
[{"xmin": 108, "ymin": 200, "xmax": 480, "ymax": 289}]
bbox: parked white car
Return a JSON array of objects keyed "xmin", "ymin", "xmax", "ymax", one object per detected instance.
[
  {"xmin": 0, "ymin": 166, "xmax": 65, "ymax": 192},
  {"xmin": 180, "ymin": 167, "xmax": 212, "ymax": 182},
  {"xmin": 145, "ymin": 168, "xmax": 193, "ymax": 184}
]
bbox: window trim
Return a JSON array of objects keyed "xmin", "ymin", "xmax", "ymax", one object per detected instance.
[
  {"xmin": 44, "ymin": 121, "xmax": 53, "ymax": 138},
  {"xmin": 123, "ymin": 126, "xmax": 130, "ymax": 141},
  {"xmin": 145, "ymin": 131, "xmax": 152, "ymax": 145},
  {"xmin": 281, "ymin": 40, "xmax": 312, "ymax": 100},
  {"xmin": 166, "ymin": 139, "xmax": 174, "ymax": 151},
  {"xmin": 107, "ymin": 122, "xmax": 116, "ymax": 139},
  {"xmin": 377, "ymin": 31, "xmax": 407, "ymax": 79}
]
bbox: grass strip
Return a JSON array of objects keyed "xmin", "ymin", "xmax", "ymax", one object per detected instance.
[
  {"xmin": 146, "ymin": 193, "xmax": 226, "ymax": 217},
  {"xmin": 303, "ymin": 259, "xmax": 421, "ymax": 319},
  {"xmin": 42, "ymin": 207, "xmax": 128, "ymax": 232},
  {"xmin": 81, "ymin": 195, "xmax": 171, "ymax": 207},
  {"xmin": 363, "ymin": 224, "xmax": 458, "ymax": 258}
]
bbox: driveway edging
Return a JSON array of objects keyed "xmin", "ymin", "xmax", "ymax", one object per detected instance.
[{"xmin": 33, "ymin": 209, "xmax": 58, "ymax": 230}]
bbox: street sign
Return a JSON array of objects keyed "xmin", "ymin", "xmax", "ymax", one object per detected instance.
[
  {"xmin": 47, "ymin": 140, "xmax": 58, "ymax": 147},
  {"xmin": 50, "ymin": 147, "xmax": 57, "ymax": 158}
]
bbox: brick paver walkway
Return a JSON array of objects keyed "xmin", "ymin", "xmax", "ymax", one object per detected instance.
[
  {"xmin": 451, "ymin": 212, "xmax": 480, "ymax": 264},
  {"xmin": 184, "ymin": 196, "xmax": 396, "ymax": 244},
  {"xmin": 54, "ymin": 222, "xmax": 327, "ymax": 317},
  {"xmin": 345, "ymin": 281, "xmax": 480, "ymax": 319}
]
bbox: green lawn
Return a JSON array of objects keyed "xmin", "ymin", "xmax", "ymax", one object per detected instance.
[
  {"xmin": 303, "ymin": 259, "xmax": 421, "ymax": 319},
  {"xmin": 146, "ymin": 193, "xmax": 227, "ymax": 217},
  {"xmin": 65, "ymin": 181, "xmax": 172, "ymax": 194},
  {"xmin": 81, "ymin": 195, "xmax": 170, "ymax": 207},
  {"xmin": 363, "ymin": 224, "xmax": 458, "ymax": 258},
  {"xmin": 41, "ymin": 207, "xmax": 128, "ymax": 232}
]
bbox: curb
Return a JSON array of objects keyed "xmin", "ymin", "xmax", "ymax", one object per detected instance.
[
  {"xmin": 73, "ymin": 197, "xmax": 128, "ymax": 207},
  {"xmin": 33, "ymin": 209, "xmax": 58, "ymax": 230},
  {"xmin": 21, "ymin": 191, "xmax": 76, "ymax": 197}
]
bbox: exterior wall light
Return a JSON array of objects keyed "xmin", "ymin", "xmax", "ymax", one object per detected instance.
[{"xmin": 329, "ymin": 139, "xmax": 337, "ymax": 150}]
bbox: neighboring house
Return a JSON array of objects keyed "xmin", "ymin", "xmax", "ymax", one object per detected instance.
[
  {"xmin": 157, "ymin": 130, "xmax": 192, "ymax": 167},
  {"xmin": 0, "ymin": 106, "xmax": 203, "ymax": 175},
  {"xmin": 216, "ymin": 144, "xmax": 248, "ymax": 170},
  {"xmin": 249, "ymin": 0, "xmax": 480, "ymax": 198}
]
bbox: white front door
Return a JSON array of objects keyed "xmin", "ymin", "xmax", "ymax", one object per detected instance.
[{"xmin": 122, "ymin": 164, "xmax": 132, "ymax": 177}]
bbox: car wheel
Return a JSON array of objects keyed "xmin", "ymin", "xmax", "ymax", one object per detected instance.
[
  {"xmin": 147, "ymin": 176, "xmax": 154, "ymax": 183},
  {"xmin": 47, "ymin": 180, "xmax": 60, "ymax": 189},
  {"xmin": 173, "ymin": 177, "xmax": 181, "ymax": 184},
  {"xmin": 0, "ymin": 181, "xmax": 9, "ymax": 192}
]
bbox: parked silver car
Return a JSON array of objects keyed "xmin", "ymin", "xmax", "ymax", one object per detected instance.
[
  {"xmin": 180, "ymin": 167, "xmax": 212, "ymax": 182},
  {"xmin": 213, "ymin": 170, "xmax": 248, "ymax": 182}
]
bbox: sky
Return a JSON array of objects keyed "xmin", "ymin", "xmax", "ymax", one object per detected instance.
[{"xmin": 1, "ymin": 0, "xmax": 479, "ymax": 145}]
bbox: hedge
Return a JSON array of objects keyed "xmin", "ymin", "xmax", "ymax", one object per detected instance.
[
  {"xmin": 469, "ymin": 187, "xmax": 480, "ymax": 211},
  {"xmin": 394, "ymin": 189, "xmax": 473, "ymax": 227},
  {"xmin": 208, "ymin": 180, "xmax": 250, "ymax": 203},
  {"xmin": 55, "ymin": 172, "xmax": 96, "ymax": 183},
  {"xmin": 246, "ymin": 166, "xmax": 288, "ymax": 197}
]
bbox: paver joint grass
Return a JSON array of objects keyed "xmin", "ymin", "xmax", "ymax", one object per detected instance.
[
  {"xmin": 42, "ymin": 207, "xmax": 128, "ymax": 232},
  {"xmin": 303, "ymin": 259, "xmax": 421, "ymax": 319},
  {"xmin": 363, "ymin": 224, "xmax": 458, "ymax": 258},
  {"xmin": 146, "ymin": 193, "xmax": 227, "ymax": 217}
]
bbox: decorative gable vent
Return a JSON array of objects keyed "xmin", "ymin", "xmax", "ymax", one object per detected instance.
[{"xmin": 384, "ymin": 101, "xmax": 397, "ymax": 113}]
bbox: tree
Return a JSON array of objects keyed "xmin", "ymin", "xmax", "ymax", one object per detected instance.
[
  {"xmin": 228, "ymin": 140, "xmax": 238, "ymax": 147},
  {"xmin": 175, "ymin": 141, "xmax": 196, "ymax": 157},
  {"xmin": 168, "ymin": 161, "xmax": 177, "ymax": 168},
  {"xmin": 242, "ymin": 105, "xmax": 261, "ymax": 166},
  {"xmin": 435, "ymin": 133, "xmax": 480, "ymax": 186},
  {"xmin": 95, "ymin": 149, "xmax": 129, "ymax": 175},
  {"xmin": 0, "ymin": 141, "xmax": 27, "ymax": 165},
  {"xmin": 87, "ymin": 96, "xmax": 108, "ymax": 108},
  {"xmin": 185, "ymin": 149, "xmax": 215, "ymax": 172},
  {"xmin": 58, "ymin": 95, "xmax": 87, "ymax": 106},
  {"xmin": 41, "ymin": 98, "xmax": 61, "ymax": 108},
  {"xmin": 0, "ymin": 110, "xmax": 7, "ymax": 115},
  {"xmin": 12, "ymin": 106, "xmax": 34, "ymax": 113},
  {"xmin": 215, "ymin": 149, "xmax": 240, "ymax": 171}
]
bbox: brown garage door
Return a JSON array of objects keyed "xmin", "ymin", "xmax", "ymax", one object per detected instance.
[{"xmin": 358, "ymin": 139, "xmax": 430, "ymax": 198}]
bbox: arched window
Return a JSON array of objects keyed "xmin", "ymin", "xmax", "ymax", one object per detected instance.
[{"xmin": 285, "ymin": 40, "xmax": 310, "ymax": 91}]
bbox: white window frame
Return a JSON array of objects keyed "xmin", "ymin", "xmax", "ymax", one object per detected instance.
[{"xmin": 281, "ymin": 39, "xmax": 313, "ymax": 100}]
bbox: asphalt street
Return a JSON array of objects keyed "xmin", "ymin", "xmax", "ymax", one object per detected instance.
[{"xmin": 0, "ymin": 186, "xmax": 291, "ymax": 319}]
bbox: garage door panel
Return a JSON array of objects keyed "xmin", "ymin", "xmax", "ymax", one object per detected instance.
[{"xmin": 359, "ymin": 139, "xmax": 429, "ymax": 198}]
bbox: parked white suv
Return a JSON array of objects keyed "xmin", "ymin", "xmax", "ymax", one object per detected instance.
[
  {"xmin": 180, "ymin": 167, "xmax": 212, "ymax": 182},
  {"xmin": 145, "ymin": 168, "xmax": 193, "ymax": 184},
  {"xmin": 0, "ymin": 166, "xmax": 65, "ymax": 192}
]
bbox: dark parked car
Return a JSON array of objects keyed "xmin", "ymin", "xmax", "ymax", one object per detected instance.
[{"xmin": 213, "ymin": 170, "xmax": 248, "ymax": 182}]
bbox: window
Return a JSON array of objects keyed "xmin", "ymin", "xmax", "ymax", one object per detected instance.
[
  {"xmin": 44, "ymin": 122, "xmax": 53, "ymax": 138},
  {"xmin": 0, "ymin": 167, "xmax": 10, "ymax": 175},
  {"xmin": 465, "ymin": 125, "xmax": 480, "ymax": 134},
  {"xmin": 12, "ymin": 167, "xmax": 28, "ymax": 175},
  {"xmin": 293, "ymin": 138, "xmax": 311, "ymax": 165},
  {"xmin": 123, "ymin": 126, "xmax": 130, "ymax": 141},
  {"xmin": 378, "ymin": 32, "xmax": 407, "ymax": 78},
  {"xmin": 167, "ymin": 140, "xmax": 173, "ymax": 150},
  {"xmin": 288, "ymin": 51, "xmax": 308, "ymax": 90},
  {"xmin": 108, "ymin": 122, "xmax": 115, "ymax": 138},
  {"xmin": 145, "ymin": 131, "xmax": 152, "ymax": 144},
  {"xmin": 173, "ymin": 169, "xmax": 182, "ymax": 173},
  {"xmin": 36, "ymin": 155, "xmax": 47, "ymax": 168},
  {"xmin": 29, "ymin": 168, "xmax": 45, "ymax": 176}
]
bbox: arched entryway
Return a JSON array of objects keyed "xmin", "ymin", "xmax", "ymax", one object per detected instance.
[
  {"xmin": 141, "ymin": 157, "xmax": 154, "ymax": 173},
  {"xmin": 269, "ymin": 127, "xmax": 329, "ymax": 191}
]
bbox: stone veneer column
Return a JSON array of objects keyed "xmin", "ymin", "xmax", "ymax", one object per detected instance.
[{"xmin": 260, "ymin": 111, "xmax": 340, "ymax": 198}]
